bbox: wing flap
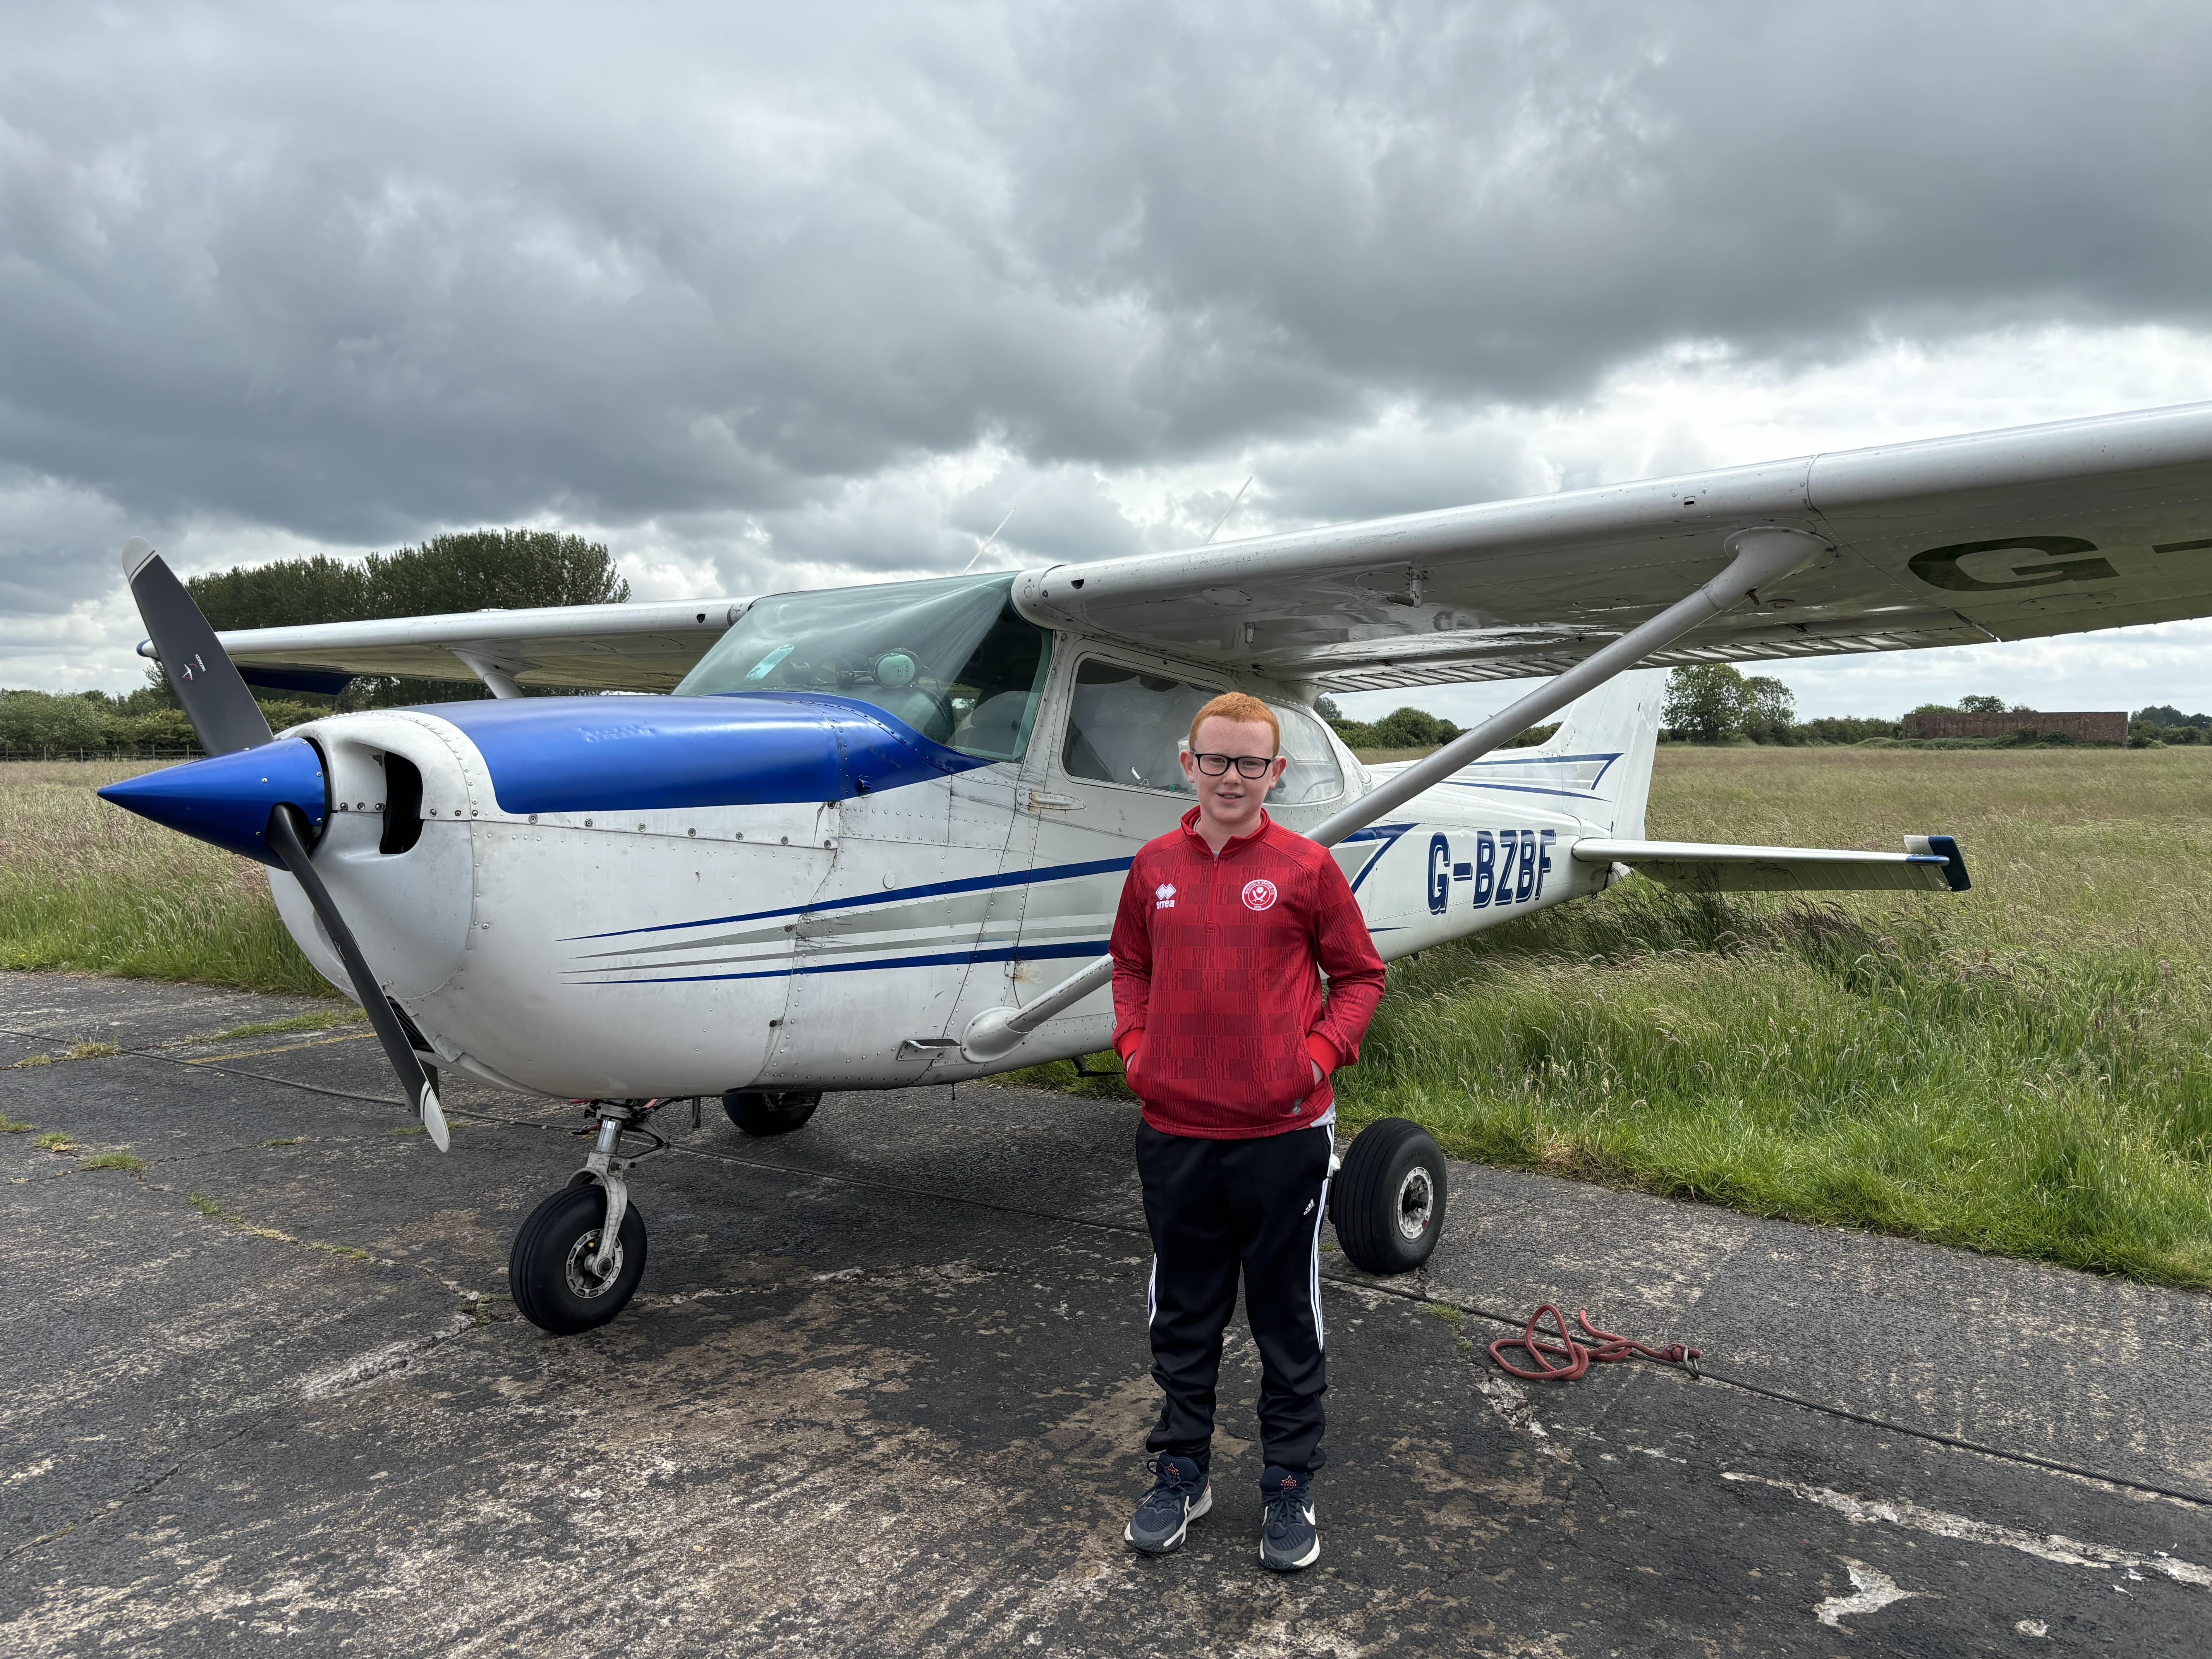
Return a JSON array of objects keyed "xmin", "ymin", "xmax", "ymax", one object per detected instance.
[{"xmin": 1571, "ymin": 834, "xmax": 1970, "ymax": 895}]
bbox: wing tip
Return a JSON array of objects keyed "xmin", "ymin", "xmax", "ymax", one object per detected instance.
[
  {"xmin": 1905, "ymin": 833, "xmax": 1972, "ymax": 892},
  {"xmin": 121, "ymin": 537, "xmax": 158, "ymax": 581}
]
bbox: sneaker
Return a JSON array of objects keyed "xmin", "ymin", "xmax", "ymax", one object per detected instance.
[
  {"xmin": 1257, "ymin": 1466, "xmax": 1318, "ymax": 1571},
  {"xmin": 1124, "ymin": 1455, "xmax": 1212, "ymax": 1554}
]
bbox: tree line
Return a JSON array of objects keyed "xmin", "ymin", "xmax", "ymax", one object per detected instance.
[
  {"xmin": 1661, "ymin": 665, "xmax": 2204, "ymax": 748},
  {"xmin": 3, "ymin": 531, "xmax": 627, "ymax": 756}
]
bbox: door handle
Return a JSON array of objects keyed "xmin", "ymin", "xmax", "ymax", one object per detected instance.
[{"xmin": 1027, "ymin": 791, "xmax": 1083, "ymax": 812}]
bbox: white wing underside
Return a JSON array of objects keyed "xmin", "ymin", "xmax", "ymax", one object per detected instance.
[{"xmin": 172, "ymin": 401, "xmax": 2212, "ymax": 694}]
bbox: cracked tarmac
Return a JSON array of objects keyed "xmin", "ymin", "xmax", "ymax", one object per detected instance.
[{"xmin": 2, "ymin": 969, "xmax": 2208, "ymax": 1655}]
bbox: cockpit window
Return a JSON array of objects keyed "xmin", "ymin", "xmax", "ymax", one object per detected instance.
[
  {"xmin": 1059, "ymin": 657, "xmax": 1345, "ymax": 805},
  {"xmin": 674, "ymin": 572, "xmax": 1052, "ymax": 761},
  {"xmin": 1061, "ymin": 659, "xmax": 1223, "ymax": 793}
]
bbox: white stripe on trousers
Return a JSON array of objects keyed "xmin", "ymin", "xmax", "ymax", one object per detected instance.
[{"xmin": 1309, "ymin": 1123, "xmax": 1334, "ymax": 1350}]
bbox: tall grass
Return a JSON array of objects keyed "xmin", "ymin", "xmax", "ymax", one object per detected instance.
[{"xmin": 0, "ymin": 761, "xmax": 333, "ymax": 995}]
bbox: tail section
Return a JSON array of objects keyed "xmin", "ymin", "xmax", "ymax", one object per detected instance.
[{"xmin": 1433, "ymin": 669, "xmax": 1665, "ymax": 836}]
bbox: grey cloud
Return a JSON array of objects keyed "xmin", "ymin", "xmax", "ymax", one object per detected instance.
[{"xmin": 2, "ymin": 0, "xmax": 2209, "ymax": 641}]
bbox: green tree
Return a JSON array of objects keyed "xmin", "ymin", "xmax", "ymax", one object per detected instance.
[
  {"xmin": 1958, "ymin": 694, "xmax": 2008, "ymax": 714},
  {"xmin": 1661, "ymin": 664, "xmax": 1750, "ymax": 742},
  {"xmin": 0, "ymin": 690, "xmax": 110, "ymax": 753},
  {"xmin": 188, "ymin": 554, "xmax": 372, "ymax": 632},
  {"xmin": 361, "ymin": 529, "xmax": 629, "ymax": 617},
  {"xmin": 1366, "ymin": 706, "xmax": 1462, "ymax": 749},
  {"xmin": 1740, "ymin": 675, "xmax": 1796, "ymax": 743},
  {"xmin": 185, "ymin": 528, "xmax": 629, "ymax": 706}
]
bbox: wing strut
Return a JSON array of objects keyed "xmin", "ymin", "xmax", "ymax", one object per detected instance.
[{"xmin": 958, "ymin": 526, "xmax": 1830, "ymax": 1062}]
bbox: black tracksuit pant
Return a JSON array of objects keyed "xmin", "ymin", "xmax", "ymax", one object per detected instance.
[{"xmin": 1137, "ymin": 1119, "xmax": 1334, "ymax": 1476}]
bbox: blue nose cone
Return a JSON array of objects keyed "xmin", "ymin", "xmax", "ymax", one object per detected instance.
[{"xmin": 98, "ymin": 738, "xmax": 328, "ymax": 867}]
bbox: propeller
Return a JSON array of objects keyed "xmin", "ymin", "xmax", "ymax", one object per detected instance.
[
  {"xmin": 118, "ymin": 538, "xmax": 449, "ymax": 1150},
  {"xmin": 122, "ymin": 537, "xmax": 276, "ymax": 757}
]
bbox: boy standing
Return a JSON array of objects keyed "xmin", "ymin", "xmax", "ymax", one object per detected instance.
[{"xmin": 1108, "ymin": 692, "xmax": 1386, "ymax": 1571}]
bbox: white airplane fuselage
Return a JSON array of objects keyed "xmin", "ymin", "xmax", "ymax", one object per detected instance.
[{"xmin": 268, "ymin": 643, "xmax": 1645, "ymax": 1103}]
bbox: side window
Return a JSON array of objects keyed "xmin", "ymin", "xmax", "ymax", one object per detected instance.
[
  {"xmin": 1270, "ymin": 704, "xmax": 1346, "ymax": 806},
  {"xmin": 1061, "ymin": 659, "xmax": 1224, "ymax": 793}
]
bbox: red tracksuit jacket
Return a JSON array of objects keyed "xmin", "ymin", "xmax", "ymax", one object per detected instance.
[{"xmin": 1109, "ymin": 808, "xmax": 1388, "ymax": 1139}]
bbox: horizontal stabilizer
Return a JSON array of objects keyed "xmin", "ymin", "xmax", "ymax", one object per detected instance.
[{"xmin": 1571, "ymin": 833, "xmax": 1970, "ymax": 894}]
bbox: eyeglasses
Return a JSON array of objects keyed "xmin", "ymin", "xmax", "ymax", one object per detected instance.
[{"xmin": 1191, "ymin": 752, "xmax": 1279, "ymax": 778}]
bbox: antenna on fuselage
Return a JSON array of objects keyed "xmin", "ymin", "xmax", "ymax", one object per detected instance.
[
  {"xmin": 962, "ymin": 491, "xmax": 1030, "ymax": 574},
  {"xmin": 1202, "ymin": 476, "xmax": 1254, "ymax": 544}
]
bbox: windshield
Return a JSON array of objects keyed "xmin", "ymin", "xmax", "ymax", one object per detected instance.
[{"xmin": 675, "ymin": 572, "xmax": 1053, "ymax": 761}]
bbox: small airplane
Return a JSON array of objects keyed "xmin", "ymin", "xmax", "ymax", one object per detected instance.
[{"xmin": 99, "ymin": 400, "xmax": 2212, "ymax": 1335}]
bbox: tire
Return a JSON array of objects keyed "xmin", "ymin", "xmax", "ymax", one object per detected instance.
[
  {"xmin": 508, "ymin": 1184, "xmax": 648, "ymax": 1335},
  {"xmin": 723, "ymin": 1089, "xmax": 821, "ymax": 1137},
  {"xmin": 1330, "ymin": 1118, "xmax": 1447, "ymax": 1276}
]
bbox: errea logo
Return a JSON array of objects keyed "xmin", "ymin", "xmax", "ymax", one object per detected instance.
[{"xmin": 1154, "ymin": 883, "xmax": 1176, "ymax": 910}]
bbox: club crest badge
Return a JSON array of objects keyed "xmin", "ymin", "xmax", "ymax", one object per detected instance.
[{"xmin": 1241, "ymin": 878, "xmax": 1279, "ymax": 912}]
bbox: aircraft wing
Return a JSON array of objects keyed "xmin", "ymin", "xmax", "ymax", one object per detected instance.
[
  {"xmin": 1012, "ymin": 401, "xmax": 2212, "ymax": 691},
  {"xmin": 1571, "ymin": 834, "xmax": 1970, "ymax": 895},
  {"xmin": 160, "ymin": 402, "xmax": 2212, "ymax": 697},
  {"xmin": 139, "ymin": 598, "xmax": 750, "ymax": 694}
]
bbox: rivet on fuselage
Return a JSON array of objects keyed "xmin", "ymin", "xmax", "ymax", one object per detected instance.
[
  {"xmin": 529, "ymin": 814, "xmax": 538, "ymax": 823},
  {"xmin": 780, "ymin": 835, "xmax": 789, "ymax": 844},
  {"xmin": 687, "ymin": 827, "xmax": 696, "ymax": 837}
]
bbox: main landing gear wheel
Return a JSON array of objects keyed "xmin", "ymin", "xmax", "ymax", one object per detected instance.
[
  {"xmin": 509, "ymin": 1184, "xmax": 648, "ymax": 1334},
  {"xmin": 1330, "ymin": 1118, "xmax": 1448, "ymax": 1276},
  {"xmin": 723, "ymin": 1089, "xmax": 821, "ymax": 1137}
]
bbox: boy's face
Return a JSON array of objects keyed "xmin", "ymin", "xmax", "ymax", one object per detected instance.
[{"xmin": 1180, "ymin": 714, "xmax": 1285, "ymax": 835}]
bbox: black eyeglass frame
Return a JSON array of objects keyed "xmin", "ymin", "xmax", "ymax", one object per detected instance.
[{"xmin": 1189, "ymin": 751, "xmax": 1281, "ymax": 778}]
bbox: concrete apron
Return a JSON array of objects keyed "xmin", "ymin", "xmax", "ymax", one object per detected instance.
[{"xmin": 2, "ymin": 969, "xmax": 2207, "ymax": 1657}]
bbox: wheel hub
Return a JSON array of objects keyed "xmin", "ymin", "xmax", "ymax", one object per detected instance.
[
  {"xmin": 1394, "ymin": 1167, "xmax": 1435, "ymax": 1241},
  {"xmin": 565, "ymin": 1229, "xmax": 624, "ymax": 1298}
]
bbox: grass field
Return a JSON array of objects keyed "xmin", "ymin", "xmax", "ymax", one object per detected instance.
[
  {"xmin": 5, "ymin": 750, "xmax": 2209, "ymax": 1285},
  {"xmin": 0, "ymin": 761, "xmax": 334, "ymax": 996}
]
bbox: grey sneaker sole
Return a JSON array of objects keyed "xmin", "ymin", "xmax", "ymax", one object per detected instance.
[{"xmin": 1124, "ymin": 1485, "xmax": 1212, "ymax": 1553}]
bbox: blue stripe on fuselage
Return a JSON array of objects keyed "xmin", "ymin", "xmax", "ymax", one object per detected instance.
[
  {"xmin": 572, "ymin": 824, "xmax": 1418, "ymax": 943},
  {"xmin": 563, "ymin": 854, "xmax": 1138, "ymax": 942}
]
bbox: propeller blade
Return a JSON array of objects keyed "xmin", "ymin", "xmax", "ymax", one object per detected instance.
[
  {"xmin": 265, "ymin": 804, "xmax": 450, "ymax": 1152},
  {"xmin": 120, "ymin": 537, "xmax": 274, "ymax": 757}
]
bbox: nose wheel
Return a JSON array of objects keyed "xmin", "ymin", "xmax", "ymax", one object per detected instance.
[{"xmin": 510, "ymin": 1103, "xmax": 665, "ymax": 1334}]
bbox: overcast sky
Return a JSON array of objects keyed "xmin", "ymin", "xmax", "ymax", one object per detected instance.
[{"xmin": 5, "ymin": 1, "xmax": 2211, "ymax": 718}]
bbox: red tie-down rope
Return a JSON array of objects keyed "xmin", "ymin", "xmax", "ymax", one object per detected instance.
[{"xmin": 1489, "ymin": 1303, "xmax": 1702, "ymax": 1382}]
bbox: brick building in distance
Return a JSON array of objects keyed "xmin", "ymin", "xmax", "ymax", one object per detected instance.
[{"xmin": 1901, "ymin": 710, "xmax": 2126, "ymax": 744}]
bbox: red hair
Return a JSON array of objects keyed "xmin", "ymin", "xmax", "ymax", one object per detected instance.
[{"xmin": 1188, "ymin": 692, "xmax": 1280, "ymax": 754}]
